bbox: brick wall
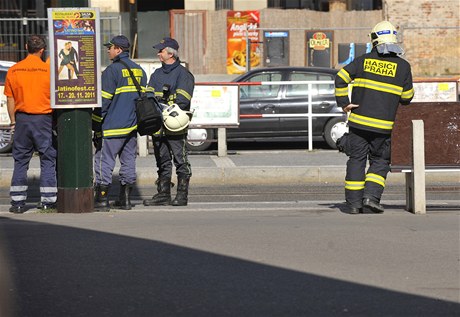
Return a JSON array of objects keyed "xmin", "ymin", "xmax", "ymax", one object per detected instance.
[{"xmin": 385, "ymin": 0, "xmax": 460, "ymax": 76}]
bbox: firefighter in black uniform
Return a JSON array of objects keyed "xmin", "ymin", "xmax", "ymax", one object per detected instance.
[
  {"xmin": 335, "ymin": 21, "xmax": 414, "ymax": 214},
  {"xmin": 143, "ymin": 37, "xmax": 195, "ymax": 207}
]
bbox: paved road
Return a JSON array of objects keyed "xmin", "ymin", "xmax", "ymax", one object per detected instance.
[{"xmin": 0, "ymin": 200, "xmax": 459, "ymax": 316}]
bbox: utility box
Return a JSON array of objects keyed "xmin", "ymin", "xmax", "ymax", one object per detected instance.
[{"xmin": 263, "ymin": 31, "xmax": 289, "ymax": 67}]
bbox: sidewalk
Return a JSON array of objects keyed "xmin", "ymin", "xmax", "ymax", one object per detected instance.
[
  {"xmin": 1, "ymin": 149, "xmax": 459, "ymax": 187},
  {"xmin": 2, "ymin": 150, "xmax": 460, "ymax": 187}
]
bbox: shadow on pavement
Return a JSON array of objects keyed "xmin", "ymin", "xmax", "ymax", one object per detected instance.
[{"xmin": 1, "ymin": 217, "xmax": 458, "ymax": 317}]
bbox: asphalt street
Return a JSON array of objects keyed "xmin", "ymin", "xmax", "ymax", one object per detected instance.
[
  {"xmin": 0, "ymin": 201, "xmax": 459, "ymax": 316},
  {"xmin": 0, "ymin": 147, "xmax": 459, "ymax": 316}
]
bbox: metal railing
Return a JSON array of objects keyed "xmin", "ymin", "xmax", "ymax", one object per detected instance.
[{"xmin": 0, "ymin": 16, "xmax": 121, "ymax": 65}]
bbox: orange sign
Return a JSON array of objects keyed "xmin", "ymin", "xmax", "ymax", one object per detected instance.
[{"xmin": 226, "ymin": 11, "xmax": 260, "ymax": 74}]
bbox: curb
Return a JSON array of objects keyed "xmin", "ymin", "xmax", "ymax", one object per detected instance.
[{"xmin": 1, "ymin": 167, "xmax": 458, "ymax": 187}]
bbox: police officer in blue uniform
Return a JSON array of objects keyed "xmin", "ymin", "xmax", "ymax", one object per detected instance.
[
  {"xmin": 143, "ymin": 37, "xmax": 195, "ymax": 206},
  {"xmin": 335, "ymin": 21, "xmax": 414, "ymax": 214},
  {"xmin": 92, "ymin": 35, "xmax": 147, "ymax": 211}
]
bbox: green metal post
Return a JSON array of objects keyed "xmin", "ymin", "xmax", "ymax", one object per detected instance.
[
  {"xmin": 55, "ymin": 0, "xmax": 93, "ymax": 213},
  {"xmin": 56, "ymin": 109, "xmax": 94, "ymax": 212}
]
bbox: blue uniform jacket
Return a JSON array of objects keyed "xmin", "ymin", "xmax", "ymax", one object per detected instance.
[
  {"xmin": 146, "ymin": 59, "xmax": 194, "ymax": 111},
  {"xmin": 93, "ymin": 52, "xmax": 147, "ymax": 138}
]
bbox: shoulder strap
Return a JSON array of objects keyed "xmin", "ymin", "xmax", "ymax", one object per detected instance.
[{"xmin": 117, "ymin": 59, "xmax": 143, "ymax": 97}]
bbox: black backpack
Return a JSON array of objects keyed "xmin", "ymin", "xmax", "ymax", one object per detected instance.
[{"xmin": 118, "ymin": 60, "xmax": 163, "ymax": 136}]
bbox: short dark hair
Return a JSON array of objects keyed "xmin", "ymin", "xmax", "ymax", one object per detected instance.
[{"xmin": 27, "ymin": 35, "xmax": 46, "ymax": 54}]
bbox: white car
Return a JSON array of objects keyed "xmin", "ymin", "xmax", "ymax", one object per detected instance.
[{"xmin": 0, "ymin": 60, "xmax": 16, "ymax": 153}]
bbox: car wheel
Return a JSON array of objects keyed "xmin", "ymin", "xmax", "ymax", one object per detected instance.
[
  {"xmin": 323, "ymin": 117, "xmax": 348, "ymax": 149},
  {"xmin": 186, "ymin": 128, "xmax": 214, "ymax": 151},
  {"xmin": 0, "ymin": 128, "xmax": 13, "ymax": 153}
]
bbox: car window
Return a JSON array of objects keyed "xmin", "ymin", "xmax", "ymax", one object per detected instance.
[
  {"xmin": 0, "ymin": 70, "xmax": 7, "ymax": 85},
  {"xmin": 286, "ymin": 72, "xmax": 334, "ymax": 98},
  {"xmin": 318, "ymin": 74, "xmax": 335, "ymax": 95},
  {"xmin": 240, "ymin": 72, "xmax": 282, "ymax": 99}
]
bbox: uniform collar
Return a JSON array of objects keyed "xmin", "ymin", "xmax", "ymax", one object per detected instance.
[{"xmin": 112, "ymin": 51, "xmax": 130, "ymax": 62}]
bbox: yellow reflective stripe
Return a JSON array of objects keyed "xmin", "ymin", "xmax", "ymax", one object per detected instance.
[
  {"xmin": 121, "ymin": 68, "xmax": 144, "ymax": 77},
  {"xmin": 103, "ymin": 125, "xmax": 137, "ymax": 137},
  {"xmin": 401, "ymin": 88, "xmax": 414, "ymax": 99},
  {"xmin": 146, "ymin": 86, "xmax": 155, "ymax": 93},
  {"xmin": 354, "ymin": 78, "xmax": 403, "ymax": 96},
  {"xmin": 349, "ymin": 112, "xmax": 394, "ymax": 130},
  {"xmin": 101, "ymin": 90, "xmax": 113, "ymax": 99},
  {"xmin": 345, "ymin": 181, "xmax": 365, "ymax": 190},
  {"xmin": 92, "ymin": 114, "xmax": 102, "ymax": 122},
  {"xmin": 177, "ymin": 88, "xmax": 192, "ymax": 100},
  {"xmin": 365, "ymin": 173, "xmax": 386, "ymax": 187},
  {"xmin": 337, "ymin": 68, "xmax": 351, "ymax": 83},
  {"xmin": 115, "ymin": 86, "xmax": 139, "ymax": 94},
  {"xmin": 335, "ymin": 87, "xmax": 349, "ymax": 97},
  {"xmin": 154, "ymin": 92, "xmax": 163, "ymax": 98}
]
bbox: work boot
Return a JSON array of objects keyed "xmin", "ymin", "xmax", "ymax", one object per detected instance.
[
  {"xmin": 143, "ymin": 178, "xmax": 172, "ymax": 206},
  {"xmin": 363, "ymin": 198, "xmax": 384, "ymax": 214},
  {"xmin": 94, "ymin": 184, "xmax": 110, "ymax": 212},
  {"xmin": 347, "ymin": 204, "xmax": 363, "ymax": 214},
  {"xmin": 172, "ymin": 177, "xmax": 190, "ymax": 206},
  {"xmin": 111, "ymin": 183, "xmax": 133, "ymax": 210}
]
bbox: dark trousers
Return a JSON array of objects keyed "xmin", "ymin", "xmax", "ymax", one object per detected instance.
[
  {"xmin": 11, "ymin": 112, "xmax": 57, "ymax": 207},
  {"xmin": 345, "ymin": 127, "xmax": 391, "ymax": 207},
  {"xmin": 94, "ymin": 133, "xmax": 137, "ymax": 186},
  {"xmin": 153, "ymin": 134, "xmax": 191, "ymax": 179}
]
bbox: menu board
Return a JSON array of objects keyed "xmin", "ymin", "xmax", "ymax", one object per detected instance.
[
  {"xmin": 48, "ymin": 7, "xmax": 101, "ymax": 108},
  {"xmin": 189, "ymin": 84, "xmax": 239, "ymax": 127}
]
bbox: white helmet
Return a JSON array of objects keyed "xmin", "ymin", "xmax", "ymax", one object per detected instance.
[
  {"xmin": 162, "ymin": 104, "xmax": 192, "ymax": 132},
  {"xmin": 370, "ymin": 21, "xmax": 398, "ymax": 46}
]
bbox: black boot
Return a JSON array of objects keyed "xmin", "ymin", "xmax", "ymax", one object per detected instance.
[
  {"xmin": 94, "ymin": 184, "xmax": 110, "ymax": 212},
  {"xmin": 143, "ymin": 178, "xmax": 172, "ymax": 206},
  {"xmin": 363, "ymin": 198, "xmax": 384, "ymax": 213},
  {"xmin": 111, "ymin": 183, "xmax": 133, "ymax": 210},
  {"xmin": 172, "ymin": 177, "xmax": 190, "ymax": 206}
]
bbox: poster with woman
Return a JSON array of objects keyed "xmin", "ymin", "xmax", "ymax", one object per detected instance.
[{"xmin": 48, "ymin": 8, "xmax": 101, "ymax": 108}]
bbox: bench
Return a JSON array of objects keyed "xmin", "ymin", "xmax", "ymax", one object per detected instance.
[{"xmin": 390, "ymin": 102, "xmax": 460, "ymax": 214}]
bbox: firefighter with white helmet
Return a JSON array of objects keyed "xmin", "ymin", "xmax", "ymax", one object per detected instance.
[
  {"xmin": 334, "ymin": 21, "xmax": 414, "ymax": 214},
  {"xmin": 144, "ymin": 37, "xmax": 195, "ymax": 207}
]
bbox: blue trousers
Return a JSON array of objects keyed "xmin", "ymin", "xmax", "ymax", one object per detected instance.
[
  {"xmin": 10, "ymin": 112, "xmax": 57, "ymax": 207},
  {"xmin": 94, "ymin": 133, "xmax": 137, "ymax": 186}
]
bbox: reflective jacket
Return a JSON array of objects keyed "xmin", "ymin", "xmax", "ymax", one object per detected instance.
[
  {"xmin": 92, "ymin": 52, "xmax": 147, "ymax": 138},
  {"xmin": 146, "ymin": 59, "xmax": 194, "ymax": 135},
  {"xmin": 335, "ymin": 48, "xmax": 414, "ymax": 134}
]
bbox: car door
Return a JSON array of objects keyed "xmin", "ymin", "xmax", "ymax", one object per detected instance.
[
  {"xmin": 232, "ymin": 71, "xmax": 283, "ymax": 138},
  {"xmin": 278, "ymin": 71, "xmax": 336, "ymax": 136}
]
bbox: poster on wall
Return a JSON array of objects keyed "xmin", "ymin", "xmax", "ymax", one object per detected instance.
[
  {"xmin": 306, "ymin": 31, "xmax": 333, "ymax": 68},
  {"xmin": 48, "ymin": 7, "xmax": 101, "ymax": 108},
  {"xmin": 226, "ymin": 11, "xmax": 260, "ymax": 75}
]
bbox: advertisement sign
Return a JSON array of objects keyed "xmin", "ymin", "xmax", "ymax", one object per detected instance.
[
  {"xmin": 226, "ymin": 11, "xmax": 260, "ymax": 75},
  {"xmin": 306, "ymin": 31, "xmax": 333, "ymax": 68},
  {"xmin": 189, "ymin": 84, "xmax": 239, "ymax": 127},
  {"xmin": 48, "ymin": 7, "xmax": 101, "ymax": 108},
  {"xmin": 412, "ymin": 81, "xmax": 459, "ymax": 102}
]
